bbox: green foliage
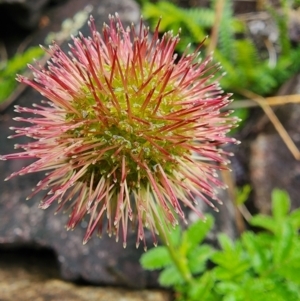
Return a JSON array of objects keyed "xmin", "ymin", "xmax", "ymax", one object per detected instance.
[
  {"xmin": 0, "ymin": 46, "xmax": 44, "ymax": 103},
  {"xmin": 140, "ymin": 215, "xmax": 215, "ymax": 288},
  {"xmin": 140, "ymin": 189, "xmax": 300, "ymax": 301},
  {"xmin": 142, "ymin": 0, "xmax": 300, "ymax": 105},
  {"xmin": 143, "ymin": 1, "xmax": 214, "ymax": 52},
  {"xmin": 236, "ymin": 184, "xmax": 251, "ymax": 205}
]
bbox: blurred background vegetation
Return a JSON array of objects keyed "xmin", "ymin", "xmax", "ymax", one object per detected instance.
[{"xmin": 137, "ymin": 0, "xmax": 300, "ymax": 130}]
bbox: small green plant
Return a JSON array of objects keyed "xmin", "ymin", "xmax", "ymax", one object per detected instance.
[
  {"xmin": 140, "ymin": 189, "xmax": 300, "ymax": 301},
  {"xmin": 0, "ymin": 46, "xmax": 44, "ymax": 104},
  {"xmin": 141, "ymin": 215, "xmax": 215, "ymax": 287}
]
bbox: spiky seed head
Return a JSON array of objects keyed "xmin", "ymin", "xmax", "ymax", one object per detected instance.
[{"xmin": 1, "ymin": 14, "xmax": 238, "ymax": 248}]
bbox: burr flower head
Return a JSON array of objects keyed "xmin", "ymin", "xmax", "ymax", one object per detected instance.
[{"xmin": 1, "ymin": 14, "xmax": 238, "ymax": 248}]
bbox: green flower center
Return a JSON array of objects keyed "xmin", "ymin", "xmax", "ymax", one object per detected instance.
[{"xmin": 66, "ymin": 61, "xmax": 190, "ymax": 189}]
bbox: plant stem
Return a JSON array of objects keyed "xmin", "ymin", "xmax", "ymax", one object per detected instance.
[
  {"xmin": 156, "ymin": 221, "xmax": 194, "ymax": 285},
  {"xmin": 221, "ymin": 169, "xmax": 246, "ymax": 234}
]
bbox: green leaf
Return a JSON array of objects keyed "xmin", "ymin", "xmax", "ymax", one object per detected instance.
[
  {"xmin": 212, "ymin": 234, "xmax": 250, "ymax": 281},
  {"xmin": 189, "ymin": 271, "xmax": 215, "ymax": 301},
  {"xmin": 231, "ymin": 18, "xmax": 246, "ymax": 33},
  {"xmin": 158, "ymin": 265, "xmax": 183, "ymax": 287},
  {"xmin": 273, "ymin": 222, "xmax": 294, "ymax": 265},
  {"xmin": 1, "ymin": 46, "xmax": 44, "ymax": 76},
  {"xmin": 213, "ymin": 261, "xmax": 250, "ymax": 281},
  {"xmin": 0, "ymin": 79, "xmax": 16, "ymax": 102},
  {"xmin": 0, "ymin": 46, "xmax": 44, "ymax": 103},
  {"xmin": 215, "ymin": 280, "xmax": 240, "ymax": 296},
  {"xmin": 185, "ymin": 7, "xmax": 215, "ymax": 28},
  {"xmin": 140, "ymin": 246, "xmax": 172, "ymax": 270},
  {"xmin": 289, "ymin": 208, "xmax": 300, "ymax": 229},
  {"xmin": 169, "ymin": 224, "xmax": 181, "ymax": 247},
  {"xmin": 241, "ymin": 231, "xmax": 269, "ymax": 274},
  {"xmin": 143, "ymin": 1, "xmax": 183, "ymax": 32},
  {"xmin": 278, "ymin": 263, "xmax": 300, "ymax": 286},
  {"xmin": 184, "ymin": 8, "xmax": 214, "ymax": 42},
  {"xmin": 183, "ymin": 215, "xmax": 214, "ymax": 251},
  {"xmin": 250, "ymin": 215, "xmax": 277, "ymax": 234},
  {"xmin": 188, "ymin": 244, "xmax": 215, "ymax": 274},
  {"xmin": 235, "ymin": 184, "xmax": 251, "ymax": 205},
  {"xmin": 272, "ymin": 189, "xmax": 290, "ymax": 220},
  {"xmin": 217, "ymin": 233, "xmax": 234, "ymax": 251},
  {"xmin": 217, "ymin": 0, "xmax": 235, "ymax": 62}
]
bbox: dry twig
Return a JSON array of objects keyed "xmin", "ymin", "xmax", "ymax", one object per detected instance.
[{"xmin": 236, "ymin": 89, "xmax": 300, "ymax": 160}]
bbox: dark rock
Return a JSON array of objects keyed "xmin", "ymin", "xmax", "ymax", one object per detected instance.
[
  {"xmin": 0, "ymin": 247, "xmax": 170, "ymax": 301},
  {"xmin": 250, "ymin": 75, "xmax": 300, "ymax": 214},
  {"xmin": 250, "ymin": 133, "xmax": 300, "ymax": 213},
  {"xmin": 0, "ymin": 0, "xmax": 59, "ymax": 30}
]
